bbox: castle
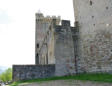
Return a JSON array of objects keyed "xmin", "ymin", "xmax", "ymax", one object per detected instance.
[
  {"xmin": 35, "ymin": 13, "xmax": 79, "ymax": 76},
  {"xmin": 13, "ymin": 0, "xmax": 112, "ymax": 81}
]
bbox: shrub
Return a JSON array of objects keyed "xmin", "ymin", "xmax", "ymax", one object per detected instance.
[{"xmin": 0, "ymin": 68, "xmax": 12, "ymax": 83}]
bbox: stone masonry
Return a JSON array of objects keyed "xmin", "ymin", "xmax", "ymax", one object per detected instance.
[
  {"xmin": 13, "ymin": 65, "xmax": 55, "ymax": 81},
  {"xmin": 73, "ymin": 0, "xmax": 112, "ymax": 73},
  {"xmin": 35, "ymin": 13, "xmax": 60, "ymax": 65},
  {"xmin": 54, "ymin": 20, "xmax": 76, "ymax": 76},
  {"xmin": 35, "ymin": 13, "xmax": 77, "ymax": 76}
]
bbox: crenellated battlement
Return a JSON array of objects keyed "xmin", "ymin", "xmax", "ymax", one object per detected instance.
[{"xmin": 36, "ymin": 13, "xmax": 61, "ymax": 25}]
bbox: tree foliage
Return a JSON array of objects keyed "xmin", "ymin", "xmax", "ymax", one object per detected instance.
[{"xmin": 0, "ymin": 68, "xmax": 12, "ymax": 82}]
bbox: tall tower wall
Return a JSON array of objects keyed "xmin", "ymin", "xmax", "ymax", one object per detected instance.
[
  {"xmin": 73, "ymin": 0, "xmax": 112, "ymax": 73},
  {"xmin": 54, "ymin": 20, "xmax": 76, "ymax": 76},
  {"xmin": 35, "ymin": 13, "xmax": 60, "ymax": 65}
]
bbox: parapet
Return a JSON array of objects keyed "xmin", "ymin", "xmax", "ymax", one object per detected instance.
[
  {"xmin": 62, "ymin": 20, "xmax": 70, "ymax": 27},
  {"xmin": 36, "ymin": 13, "xmax": 61, "ymax": 25},
  {"xmin": 35, "ymin": 13, "xmax": 44, "ymax": 20}
]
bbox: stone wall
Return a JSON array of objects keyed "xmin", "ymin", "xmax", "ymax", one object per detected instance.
[
  {"xmin": 71, "ymin": 25, "xmax": 79, "ymax": 73},
  {"xmin": 13, "ymin": 65, "xmax": 55, "ymax": 81},
  {"xmin": 73, "ymin": 0, "xmax": 112, "ymax": 73},
  {"xmin": 54, "ymin": 20, "xmax": 76, "ymax": 76}
]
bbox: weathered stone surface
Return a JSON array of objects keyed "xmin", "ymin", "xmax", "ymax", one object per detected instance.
[
  {"xmin": 54, "ymin": 20, "xmax": 76, "ymax": 76},
  {"xmin": 35, "ymin": 13, "xmax": 60, "ymax": 65},
  {"xmin": 13, "ymin": 65, "xmax": 55, "ymax": 81},
  {"xmin": 73, "ymin": 0, "xmax": 112, "ymax": 73}
]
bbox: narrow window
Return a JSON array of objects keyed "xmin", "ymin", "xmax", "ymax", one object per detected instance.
[
  {"xmin": 93, "ymin": 24, "xmax": 95, "ymax": 26},
  {"xmin": 90, "ymin": 0, "xmax": 93, "ymax": 5},
  {"xmin": 36, "ymin": 53, "xmax": 39, "ymax": 57},
  {"xmin": 106, "ymin": 7, "xmax": 108, "ymax": 10},
  {"xmin": 36, "ymin": 53, "xmax": 39, "ymax": 64},
  {"xmin": 37, "ymin": 43, "xmax": 39, "ymax": 48}
]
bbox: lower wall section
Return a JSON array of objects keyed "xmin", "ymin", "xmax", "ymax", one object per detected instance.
[{"xmin": 13, "ymin": 65, "xmax": 55, "ymax": 81}]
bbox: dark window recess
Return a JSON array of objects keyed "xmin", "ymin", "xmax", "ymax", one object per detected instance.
[
  {"xmin": 47, "ymin": 31, "xmax": 49, "ymax": 35},
  {"xmin": 36, "ymin": 53, "xmax": 39, "ymax": 64},
  {"xmin": 37, "ymin": 43, "xmax": 39, "ymax": 48},
  {"xmin": 36, "ymin": 53, "xmax": 39, "ymax": 57},
  {"xmin": 49, "ymin": 26, "xmax": 52, "ymax": 30},
  {"xmin": 46, "ymin": 54, "xmax": 48, "ymax": 64},
  {"xmin": 106, "ymin": 7, "xmax": 108, "ymax": 10},
  {"xmin": 92, "ymin": 16, "xmax": 94, "ymax": 18},
  {"xmin": 90, "ymin": 0, "xmax": 93, "ymax": 5}
]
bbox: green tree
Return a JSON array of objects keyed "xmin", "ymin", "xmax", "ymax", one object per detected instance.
[{"xmin": 0, "ymin": 68, "xmax": 12, "ymax": 82}]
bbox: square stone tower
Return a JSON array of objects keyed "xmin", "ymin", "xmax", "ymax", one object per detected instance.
[
  {"xmin": 35, "ymin": 13, "xmax": 60, "ymax": 65},
  {"xmin": 73, "ymin": 0, "xmax": 112, "ymax": 73}
]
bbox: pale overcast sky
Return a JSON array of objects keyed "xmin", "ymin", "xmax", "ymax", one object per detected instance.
[{"xmin": 0, "ymin": 0, "xmax": 74, "ymax": 67}]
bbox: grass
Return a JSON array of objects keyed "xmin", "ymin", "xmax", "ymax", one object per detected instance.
[{"xmin": 10, "ymin": 73, "xmax": 112, "ymax": 86}]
